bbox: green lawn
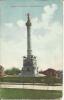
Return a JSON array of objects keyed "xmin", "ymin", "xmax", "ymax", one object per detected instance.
[
  {"xmin": 0, "ymin": 76, "xmax": 62, "ymax": 85},
  {"xmin": 0, "ymin": 88, "xmax": 62, "ymax": 99}
]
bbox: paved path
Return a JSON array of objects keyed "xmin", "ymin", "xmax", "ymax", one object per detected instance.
[{"xmin": 1, "ymin": 84, "xmax": 62, "ymax": 90}]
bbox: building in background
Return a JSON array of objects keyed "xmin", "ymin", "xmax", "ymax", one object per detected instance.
[{"xmin": 39, "ymin": 68, "xmax": 63, "ymax": 79}]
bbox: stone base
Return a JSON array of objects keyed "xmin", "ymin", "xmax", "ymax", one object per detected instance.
[{"xmin": 20, "ymin": 55, "xmax": 38, "ymax": 77}]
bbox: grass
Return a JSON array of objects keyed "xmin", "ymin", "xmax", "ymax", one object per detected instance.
[
  {"xmin": 0, "ymin": 88, "xmax": 62, "ymax": 99},
  {"xmin": 0, "ymin": 76, "xmax": 44, "ymax": 83},
  {"xmin": 0, "ymin": 76, "xmax": 62, "ymax": 85}
]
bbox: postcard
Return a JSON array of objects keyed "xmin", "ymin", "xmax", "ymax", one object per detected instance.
[{"xmin": 0, "ymin": 0, "xmax": 63, "ymax": 99}]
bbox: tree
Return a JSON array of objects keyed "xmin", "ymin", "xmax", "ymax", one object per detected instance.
[{"xmin": 5, "ymin": 67, "xmax": 21, "ymax": 75}]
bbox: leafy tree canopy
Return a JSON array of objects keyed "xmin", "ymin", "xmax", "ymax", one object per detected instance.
[{"xmin": 5, "ymin": 67, "xmax": 21, "ymax": 75}]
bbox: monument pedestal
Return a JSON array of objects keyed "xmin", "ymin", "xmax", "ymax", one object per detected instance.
[{"xmin": 21, "ymin": 55, "xmax": 37, "ymax": 77}]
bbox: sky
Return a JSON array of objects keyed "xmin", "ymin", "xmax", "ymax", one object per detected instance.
[{"xmin": 0, "ymin": 0, "xmax": 63, "ymax": 71}]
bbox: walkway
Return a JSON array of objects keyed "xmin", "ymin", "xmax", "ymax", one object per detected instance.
[{"xmin": 1, "ymin": 84, "xmax": 62, "ymax": 90}]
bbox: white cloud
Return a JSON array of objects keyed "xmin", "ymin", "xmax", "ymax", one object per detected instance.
[
  {"xmin": 16, "ymin": 20, "xmax": 25, "ymax": 28},
  {"xmin": 31, "ymin": 4, "xmax": 58, "ymax": 30},
  {"xmin": 4, "ymin": 23, "xmax": 13, "ymax": 28},
  {"xmin": 42, "ymin": 4, "xmax": 57, "ymax": 27},
  {"xmin": 43, "ymin": 4, "xmax": 57, "ymax": 15}
]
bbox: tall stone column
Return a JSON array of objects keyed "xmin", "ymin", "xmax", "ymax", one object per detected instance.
[
  {"xmin": 26, "ymin": 13, "xmax": 32, "ymax": 57},
  {"xmin": 21, "ymin": 13, "xmax": 37, "ymax": 77}
]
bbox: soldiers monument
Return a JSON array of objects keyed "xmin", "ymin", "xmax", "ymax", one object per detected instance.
[{"xmin": 21, "ymin": 14, "xmax": 38, "ymax": 77}]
